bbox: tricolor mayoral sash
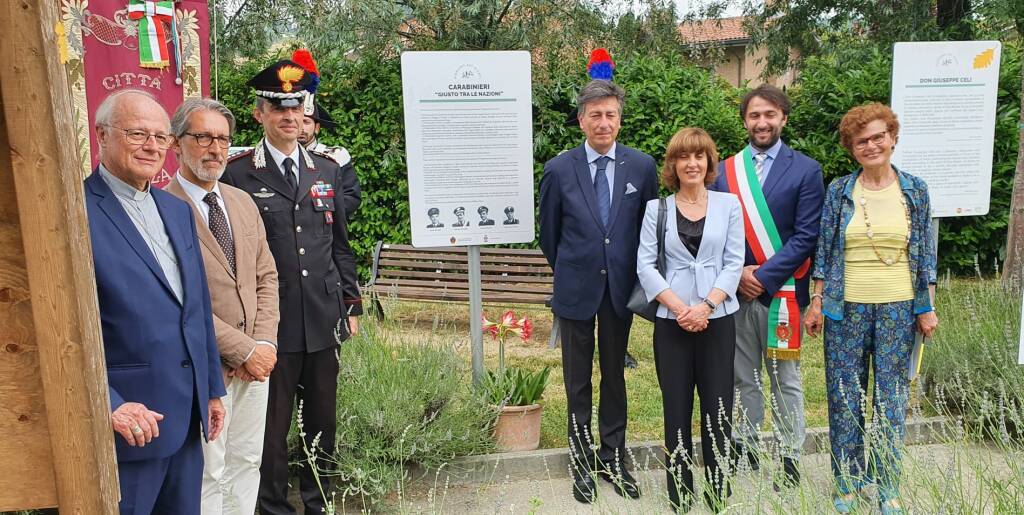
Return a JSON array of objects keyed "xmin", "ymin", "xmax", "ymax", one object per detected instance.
[{"xmin": 724, "ymin": 149, "xmax": 809, "ymax": 360}]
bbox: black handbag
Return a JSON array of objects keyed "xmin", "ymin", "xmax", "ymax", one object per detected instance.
[{"xmin": 627, "ymin": 197, "xmax": 667, "ymax": 321}]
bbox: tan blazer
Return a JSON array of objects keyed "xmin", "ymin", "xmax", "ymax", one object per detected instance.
[{"xmin": 165, "ymin": 178, "xmax": 280, "ymax": 371}]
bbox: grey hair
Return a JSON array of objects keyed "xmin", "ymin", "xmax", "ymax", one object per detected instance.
[
  {"xmin": 576, "ymin": 80, "xmax": 625, "ymax": 117},
  {"xmin": 170, "ymin": 97, "xmax": 236, "ymax": 137},
  {"xmin": 94, "ymin": 89, "xmax": 162, "ymax": 127}
]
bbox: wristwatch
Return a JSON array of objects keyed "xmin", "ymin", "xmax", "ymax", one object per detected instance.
[
  {"xmin": 701, "ymin": 298, "xmax": 717, "ymax": 311},
  {"xmin": 810, "ymin": 293, "xmax": 824, "ymax": 302}
]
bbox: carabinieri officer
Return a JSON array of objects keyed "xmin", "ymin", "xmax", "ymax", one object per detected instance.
[{"xmin": 222, "ymin": 59, "xmax": 362, "ymax": 515}]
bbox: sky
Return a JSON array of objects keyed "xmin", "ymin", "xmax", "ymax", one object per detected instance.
[
  {"xmin": 675, "ymin": 0, "xmax": 748, "ymax": 18},
  {"xmin": 603, "ymin": 0, "xmax": 753, "ymax": 21}
]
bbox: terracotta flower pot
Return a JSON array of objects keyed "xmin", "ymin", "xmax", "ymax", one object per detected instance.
[{"xmin": 494, "ymin": 403, "xmax": 543, "ymax": 451}]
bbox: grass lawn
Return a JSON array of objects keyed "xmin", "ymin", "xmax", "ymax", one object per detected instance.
[{"xmin": 371, "ymin": 296, "xmax": 830, "ymax": 449}]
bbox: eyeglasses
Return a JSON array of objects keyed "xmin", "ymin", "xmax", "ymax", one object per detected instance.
[
  {"xmin": 184, "ymin": 132, "xmax": 233, "ymax": 149},
  {"xmin": 101, "ymin": 124, "xmax": 174, "ymax": 149},
  {"xmin": 853, "ymin": 131, "xmax": 889, "ymax": 151}
]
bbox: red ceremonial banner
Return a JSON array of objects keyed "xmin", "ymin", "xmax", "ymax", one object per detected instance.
[{"xmin": 56, "ymin": 0, "xmax": 211, "ymax": 188}]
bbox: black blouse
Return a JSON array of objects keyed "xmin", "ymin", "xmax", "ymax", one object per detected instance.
[{"xmin": 676, "ymin": 209, "xmax": 706, "ymax": 256}]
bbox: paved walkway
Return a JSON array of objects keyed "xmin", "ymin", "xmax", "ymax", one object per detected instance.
[{"xmin": 390, "ymin": 443, "xmax": 1012, "ymax": 514}]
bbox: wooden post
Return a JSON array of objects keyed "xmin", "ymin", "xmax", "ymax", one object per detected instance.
[{"xmin": 0, "ymin": 0, "xmax": 119, "ymax": 512}]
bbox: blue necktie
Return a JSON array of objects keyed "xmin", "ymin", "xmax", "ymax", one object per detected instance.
[{"xmin": 594, "ymin": 156, "xmax": 611, "ymax": 228}]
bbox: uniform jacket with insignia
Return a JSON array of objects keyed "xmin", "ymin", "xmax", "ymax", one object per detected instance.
[
  {"xmin": 223, "ymin": 141, "xmax": 363, "ymax": 353},
  {"xmin": 307, "ymin": 140, "xmax": 361, "ymax": 219}
]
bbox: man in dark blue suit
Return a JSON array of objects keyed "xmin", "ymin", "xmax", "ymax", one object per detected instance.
[
  {"xmin": 85, "ymin": 89, "xmax": 226, "ymax": 514},
  {"xmin": 539, "ymin": 80, "xmax": 658, "ymax": 503},
  {"xmin": 710, "ymin": 84, "xmax": 825, "ymax": 488}
]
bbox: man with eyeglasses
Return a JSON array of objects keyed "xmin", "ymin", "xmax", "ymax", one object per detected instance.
[
  {"xmin": 163, "ymin": 97, "xmax": 280, "ymax": 515},
  {"xmin": 83, "ymin": 89, "xmax": 226, "ymax": 514},
  {"xmin": 222, "ymin": 60, "xmax": 362, "ymax": 515}
]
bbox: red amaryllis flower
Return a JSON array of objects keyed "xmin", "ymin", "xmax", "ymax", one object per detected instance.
[
  {"xmin": 483, "ymin": 310, "xmax": 531, "ymax": 341},
  {"xmin": 517, "ymin": 316, "xmax": 533, "ymax": 340},
  {"xmin": 500, "ymin": 310, "xmax": 516, "ymax": 327},
  {"xmin": 482, "ymin": 315, "xmax": 499, "ymax": 339}
]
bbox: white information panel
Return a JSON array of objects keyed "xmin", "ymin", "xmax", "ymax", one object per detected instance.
[
  {"xmin": 401, "ymin": 51, "xmax": 535, "ymax": 247},
  {"xmin": 891, "ymin": 41, "xmax": 1001, "ymax": 217}
]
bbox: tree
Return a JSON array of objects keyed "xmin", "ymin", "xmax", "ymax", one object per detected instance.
[
  {"xmin": 988, "ymin": 0, "xmax": 1024, "ymax": 289},
  {"xmin": 688, "ymin": 0, "xmax": 972, "ymax": 78},
  {"xmin": 210, "ymin": 0, "xmax": 308, "ymax": 60},
  {"xmin": 210, "ymin": 0, "xmax": 614, "ymax": 61}
]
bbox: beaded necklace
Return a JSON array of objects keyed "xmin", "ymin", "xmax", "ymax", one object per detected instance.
[{"xmin": 858, "ymin": 177, "xmax": 910, "ymax": 266}]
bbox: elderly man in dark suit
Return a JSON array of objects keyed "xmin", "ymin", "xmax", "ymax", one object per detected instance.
[
  {"xmin": 84, "ymin": 89, "xmax": 226, "ymax": 514},
  {"xmin": 539, "ymin": 79, "xmax": 658, "ymax": 504},
  {"xmin": 222, "ymin": 60, "xmax": 362, "ymax": 515}
]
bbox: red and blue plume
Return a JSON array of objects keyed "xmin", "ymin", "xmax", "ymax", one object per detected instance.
[
  {"xmin": 587, "ymin": 48, "xmax": 614, "ymax": 81},
  {"xmin": 291, "ymin": 48, "xmax": 320, "ymax": 93}
]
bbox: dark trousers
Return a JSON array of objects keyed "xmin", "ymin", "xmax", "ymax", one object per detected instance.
[
  {"xmin": 118, "ymin": 411, "xmax": 203, "ymax": 515},
  {"xmin": 654, "ymin": 315, "xmax": 735, "ymax": 507},
  {"xmin": 561, "ymin": 288, "xmax": 632, "ymax": 469},
  {"xmin": 259, "ymin": 347, "xmax": 339, "ymax": 515}
]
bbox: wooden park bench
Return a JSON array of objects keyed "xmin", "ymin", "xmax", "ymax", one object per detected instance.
[{"xmin": 365, "ymin": 242, "xmax": 561, "ymax": 347}]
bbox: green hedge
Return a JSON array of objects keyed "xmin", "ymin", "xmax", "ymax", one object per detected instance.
[{"xmin": 217, "ymin": 46, "xmax": 1021, "ymax": 276}]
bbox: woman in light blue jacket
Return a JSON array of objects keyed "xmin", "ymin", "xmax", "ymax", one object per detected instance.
[{"xmin": 637, "ymin": 127, "xmax": 745, "ymax": 512}]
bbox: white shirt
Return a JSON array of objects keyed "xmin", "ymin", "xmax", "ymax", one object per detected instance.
[
  {"xmin": 265, "ymin": 140, "xmax": 300, "ymax": 180},
  {"xmin": 175, "ymin": 172, "xmax": 232, "ymax": 239},
  {"xmin": 584, "ymin": 140, "xmax": 616, "ymax": 204}
]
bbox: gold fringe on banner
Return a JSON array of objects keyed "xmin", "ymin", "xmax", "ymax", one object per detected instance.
[{"xmin": 766, "ymin": 348, "xmax": 801, "ymax": 361}]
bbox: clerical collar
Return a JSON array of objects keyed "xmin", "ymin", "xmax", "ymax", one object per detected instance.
[{"xmin": 98, "ymin": 164, "xmax": 150, "ymax": 201}]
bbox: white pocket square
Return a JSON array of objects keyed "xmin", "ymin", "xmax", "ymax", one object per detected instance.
[{"xmin": 625, "ymin": 183, "xmax": 638, "ymax": 195}]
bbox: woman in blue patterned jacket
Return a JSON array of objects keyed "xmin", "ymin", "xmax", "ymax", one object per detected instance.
[{"xmin": 803, "ymin": 103, "xmax": 938, "ymax": 515}]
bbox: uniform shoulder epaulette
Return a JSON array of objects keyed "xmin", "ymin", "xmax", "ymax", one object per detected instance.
[
  {"xmin": 228, "ymin": 147, "xmax": 254, "ymax": 162},
  {"xmin": 310, "ymin": 146, "xmax": 352, "ymax": 167}
]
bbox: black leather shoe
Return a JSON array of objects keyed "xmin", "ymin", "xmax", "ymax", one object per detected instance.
[
  {"xmin": 773, "ymin": 457, "xmax": 801, "ymax": 491},
  {"xmin": 624, "ymin": 351, "xmax": 638, "ymax": 369},
  {"xmin": 733, "ymin": 442, "xmax": 759, "ymax": 471},
  {"xmin": 572, "ymin": 469, "xmax": 596, "ymax": 503},
  {"xmin": 600, "ymin": 466, "xmax": 641, "ymax": 499}
]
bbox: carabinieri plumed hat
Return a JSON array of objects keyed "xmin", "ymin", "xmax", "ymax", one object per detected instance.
[
  {"xmin": 565, "ymin": 48, "xmax": 616, "ymax": 127},
  {"xmin": 291, "ymin": 48, "xmax": 322, "ymax": 117},
  {"xmin": 247, "ymin": 59, "xmax": 314, "ymax": 108}
]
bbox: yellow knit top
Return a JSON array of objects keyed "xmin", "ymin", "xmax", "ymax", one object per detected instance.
[{"xmin": 843, "ymin": 180, "xmax": 914, "ymax": 303}]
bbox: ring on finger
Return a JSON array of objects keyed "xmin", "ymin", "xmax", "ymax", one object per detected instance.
[{"xmin": 132, "ymin": 425, "xmax": 143, "ymax": 434}]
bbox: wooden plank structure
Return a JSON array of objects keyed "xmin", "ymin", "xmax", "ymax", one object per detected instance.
[
  {"xmin": 0, "ymin": 0, "xmax": 119, "ymax": 512},
  {"xmin": 366, "ymin": 243, "xmax": 561, "ymax": 346}
]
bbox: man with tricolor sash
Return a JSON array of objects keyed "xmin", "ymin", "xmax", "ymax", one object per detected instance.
[{"xmin": 710, "ymin": 84, "xmax": 825, "ymax": 488}]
